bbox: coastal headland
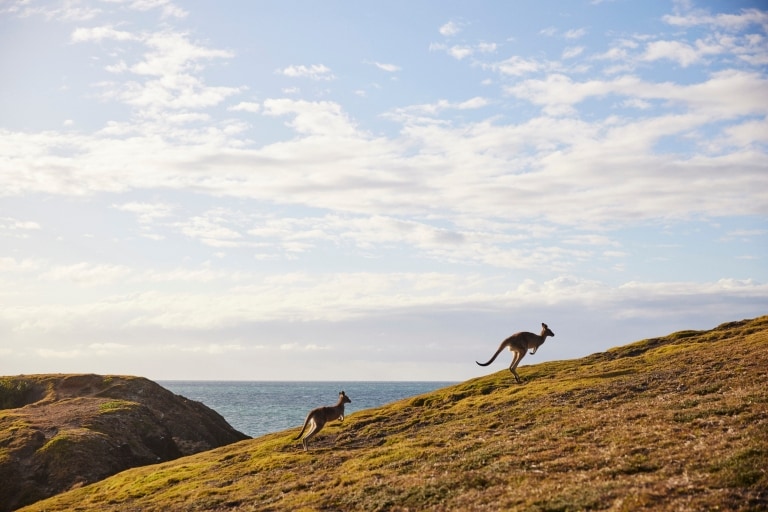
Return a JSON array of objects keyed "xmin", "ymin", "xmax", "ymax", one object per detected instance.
[{"xmin": 0, "ymin": 374, "xmax": 249, "ymax": 511}]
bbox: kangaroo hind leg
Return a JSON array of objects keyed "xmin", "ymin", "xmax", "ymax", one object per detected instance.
[
  {"xmin": 300, "ymin": 418, "xmax": 317, "ymax": 451},
  {"xmin": 509, "ymin": 350, "xmax": 526, "ymax": 384}
]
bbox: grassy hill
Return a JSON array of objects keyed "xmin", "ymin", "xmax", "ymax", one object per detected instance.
[{"xmin": 18, "ymin": 316, "xmax": 768, "ymax": 511}]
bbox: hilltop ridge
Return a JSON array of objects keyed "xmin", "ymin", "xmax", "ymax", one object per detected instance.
[{"xmin": 15, "ymin": 316, "xmax": 768, "ymax": 511}]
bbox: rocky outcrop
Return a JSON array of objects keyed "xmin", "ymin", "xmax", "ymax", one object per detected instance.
[{"xmin": 0, "ymin": 374, "xmax": 249, "ymax": 511}]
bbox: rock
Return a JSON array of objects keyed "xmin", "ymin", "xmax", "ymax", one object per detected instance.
[{"xmin": 0, "ymin": 374, "xmax": 249, "ymax": 511}]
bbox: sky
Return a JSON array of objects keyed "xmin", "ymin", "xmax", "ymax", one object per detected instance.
[{"xmin": 0, "ymin": 0, "xmax": 766, "ymax": 381}]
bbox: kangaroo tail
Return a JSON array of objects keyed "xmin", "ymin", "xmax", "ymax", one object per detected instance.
[
  {"xmin": 476, "ymin": 343, "xmax": 506, "ymax": 367},
  {"xmin": 293, "ymin": 415, "xmax": 310, "ymax": 440}
]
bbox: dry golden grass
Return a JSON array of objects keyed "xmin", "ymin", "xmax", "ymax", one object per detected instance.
[{"xmin": 18, "ymin": 316, "xmax": 768, "ymax": 511}]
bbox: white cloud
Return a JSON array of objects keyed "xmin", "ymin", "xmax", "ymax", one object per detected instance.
[
  {"xmin": 71, "ymin": 25, "xmax": 136, "ymax": 43},
  {"xmin": 504, "ymin": 70, "xmax": 768, "ymax": 118},
  {"xmin": 1, "ymin": 66, "xmax": 766, "ymax": 230},
  {"xmin": 137, "ymin": 0, "xmax": 187, "ymax": 18},
  {"xmin": 563, "ymin": 234, "xmax": 621, "ymax": 247},
  {"xmin": 540, "ymin": 26, "xmax": 558, "ymax": 37},
  {"xmin": 277, "ymin": 64, "xmax": 336, "ymax": 80},
  {"xmin": 142, "ymin": 267, "xmax": 244, "ymax": 283},
  {"xmin": 564, "ymin": 28, "xmax": 587, "ymax": 39},
  {"xmin": 562, "ymin": 46, "xmax": 585, "ymax": 59},
  {"xmin": 36, "ymin": 348, "xmax": 82, "ymax": 359},
  {"xmin": 720, "ymin": 117, "xmax": 768, "ymax": 148},
  {"xmin": 439, "ymin": 21, "xmax": 462, "ymax": 37},
  {"xmin": 476, "ymin": 42, "xmax": 498, "ymax": 54},
  {"xmin": 177, "ymin": 210, "xmax": 245, "ymax": 247},
  {"xmin": 74, "ymin": 30, "xmax": 241, "ymax": 114},
  {"xmin": 2, "ymin": 270, "xmax": 765, "ymax": 335},
  {"xmin": 126, "ymin": 32, "xmax": 233, "ymax": 76},
  {"xmin": 0, "ymin": 217, "xmax": 41, "ymax": 236},
  {"xmin": 89, "ymin": 342, "xmax": 130, "ymax": 354},
  {"xmin": 724, "ymin": 228, "xmax": 767, "ymax": 239},
  {"xmin": 457, "ymin": 97, "xmax": 489, "ymax": 109},
  {"xmin": 641, "ymin": 40, "xmax": 702, "ymax": 66},
  {"xmin": 595, "ymin": 38, "xmax": 639, "ymax": 62},
  {"xmin": 280, "ymin": 343, "xmax": 331, "ymax": 351},
  {"xmin": 40, "ymin": 263, "xmax": 133, "ymax": 287},
  {"xmin": 229, "ymin": 101, "xmax": 261, "ymax": 113},
  {"xmin": 448, "ymin": 45, "xmax": 473, "ymax": 60},
  {"xmin": 113, "ymin": 202, "xmax": 175, "ymax": 223},
  {"xmin": 179, "ymin": 343, "xmax": 243, "ymax": 354},
  {"xmin": 0, "ymin": 257, "xmax": 42, "ymax": 272},
  {"xmin": 388, "ymin": 96, "xmax": 489, "ymax": 118},
  {"xmin": 431, "ymin": 42, "xmax": 497, "ymax": 60},
  {"xmin": 663, "ymin": 7, "xmax": 768, "ymax": 31},
  {"xmin": 97, "ymin": 0, "xmax": 187, "ymax": 18},
  {"xmin": 488, "ymin": 55, "xmax": 543, "ymax": 76},
  {"xmin": 593, "ymin": 12, "xmax": 768, "ymax": 72},
  {"xmin": 2, "ymin": 1, "xmax": 100, "ymax": 21},
  {"xmin": 262, "ymin": 98, "xmax": 359, "ymax": 137},
  {"xmin": 373, "ymin": 62, "xmax": 401, "ymax": 72},
  {"xmin": 619, "ymin": 98, "xmax": 652, "ymax": 109}
]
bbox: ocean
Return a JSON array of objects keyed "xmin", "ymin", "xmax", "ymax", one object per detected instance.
[{"xmin": 158, "ymin": 381, "xmax": 455, "ymax": 439}]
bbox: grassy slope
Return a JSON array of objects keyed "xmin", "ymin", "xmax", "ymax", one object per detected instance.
[{"xmin": 19, "ymin": 317, "xmax": 768, "ymax": 512}]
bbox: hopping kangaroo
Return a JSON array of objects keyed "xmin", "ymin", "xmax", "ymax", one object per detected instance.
[
  {"xmin": 476, "ymin": 323, "xmax": 555, "ymax": 383},
  {"xmin": 293, "ymin": 391, "xmax": 351, "ymax": 451}
]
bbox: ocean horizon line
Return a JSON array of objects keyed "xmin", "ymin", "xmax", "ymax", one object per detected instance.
[
  {"xmin": 157, "ymin": 379, "xmax": 458, "ymax": 383},
  {"xmin": 159, "ymin": 380, "xmax": 456, "ymax": 437}
]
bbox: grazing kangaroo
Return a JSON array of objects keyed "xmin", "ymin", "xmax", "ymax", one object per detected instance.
[
  {"xmin": 476, "ymin": 323, "xmax": 555, "ymax": 383},
  {"xmin": 294, "ymin": 391, "xmax": 351, "ymax": 451}
]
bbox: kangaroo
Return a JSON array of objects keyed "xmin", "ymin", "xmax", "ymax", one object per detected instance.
[
  {"xmin": 293, "ymin": 391, "xmax": 351, "ymax": 451},
  {"xmin": 476, "ymin": 323, "xmax": 555, "ymax": 383}
]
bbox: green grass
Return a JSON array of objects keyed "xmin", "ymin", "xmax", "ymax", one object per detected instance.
[
  {"xmin": 712, "ymin": 445, "xmax": 768, "ymax": 488},
  {"xmin": 97, "ymin": 400, "xmax": 138, "ymax": 413},
  {"xmin": 16, "ymin": 316, "xmax": 768, "ymax": 512},
  {"xmin": 38, "ymin": 430, "xmax": 96, "ymax": 455},
  {"xmin": 0, "ymin": 378, "xmax": 32, "ymax": 409}
]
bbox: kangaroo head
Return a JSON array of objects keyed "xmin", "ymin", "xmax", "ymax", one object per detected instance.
[
  {"xmin": 541, "ymin": 323, "xmax": 555, "ymax": 338},
  {"xmin": 339, "ymin": 391, "xmax": 352, "ymax": 404}
]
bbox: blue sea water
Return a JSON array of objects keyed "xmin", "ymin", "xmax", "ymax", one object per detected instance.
[{"xmin": 158, "ymin": 381, "xmax": 454, "ymax": 439}]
